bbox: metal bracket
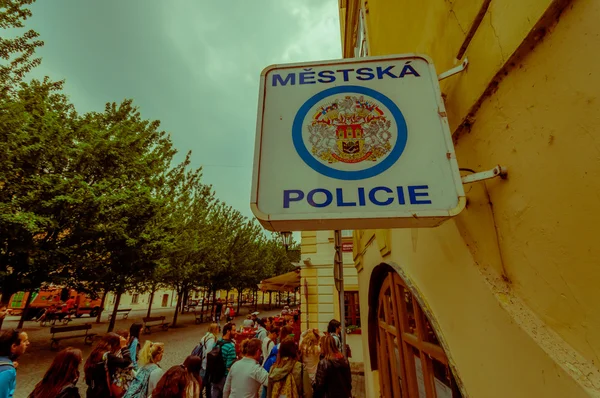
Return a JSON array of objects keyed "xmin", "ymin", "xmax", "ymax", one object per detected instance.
[
  {"xmin": 438, "ymin": 58, "xmax": 469, "ymax": 81},
  {"xmin": 461, "ymin": 165, "xmax": 508, "ymax": 184}
]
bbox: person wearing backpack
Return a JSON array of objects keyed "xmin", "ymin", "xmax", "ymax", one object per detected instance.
[
  {"xmin": 0, "ymin": 330, "xmax": 29, "ymax": 398},
  {"xmin": 261, "ymin": 327, "xmax": 279, "ymax": 366},
  {"xmin": 223, "ymin": 338, "xmax": 268, "ymax": 398},
  {"xmin": 123, "ymin": 341, "xmax": 164, "ymax": 398},
  {"xmin": 227, "ymin": 305, "xmax": 235, "ymax": 323},
  {"xmin": 208, "ymin": 322, "xmax": 237, "ymax": 398},
  {"xmin": 263, "ymin": 326, "xmax": 292, "ymax": 373},
  {"xmin": 193, "ymin": 323, "xmax": 218, "ymax": 398},
  {"xmin": 84, "ymin": 333, "xmax": 132, "ymax": 398},
  {"xmin": 267, "ymin": 339, "xmax": 313, "ymax": 398},
  {"xmin": 128, "ymin": 323, "xmax": 143, "ymax": 370},
  {"xmin": 260, "ymin": 326, "xmax": 292, "ymax": 398}
]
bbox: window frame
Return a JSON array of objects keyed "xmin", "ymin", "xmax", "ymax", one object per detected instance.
[
  {"xmin": 341, "ymin": 230, "xmax": 354, "ymax": 238},
  {"xmin": 376, "ymin": 272, "xmax": 461, "ymax": 398},
  {"xmin": 11, "ymin": 292, "xmax": 24, "ymax": 308},
  {"xmin": 354, "ymin": 8, "xmax": 369, "ymax": 58}
]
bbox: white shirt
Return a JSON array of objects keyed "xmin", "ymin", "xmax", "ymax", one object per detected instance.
[
  {"xmin": 261, "ymin": 337, "xmax": 274, "ymax": 365},
  {"xmin": 201, "ymin": 333, "xmax": 216, "ymax": 370},
  {"xmin": 223, "ymin": 357, "xmax": 268, "ymax": 398}
]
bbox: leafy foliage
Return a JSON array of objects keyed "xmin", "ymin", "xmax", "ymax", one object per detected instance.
[
  {"xmin": 0, "ymin": 0, "xmax": 296, "ymax": 331},
  {"xmin": 0, "ymin": 0, "xmax": 44, "ymax": 96}
]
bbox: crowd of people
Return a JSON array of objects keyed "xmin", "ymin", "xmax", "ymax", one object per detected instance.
[
  {"xmin": 199, "ymin": 309, "xmax": 352, "ymax": 398},
  {"xmin": 0, "ymin": 307, "xmax": 352, "ymax": 398}
]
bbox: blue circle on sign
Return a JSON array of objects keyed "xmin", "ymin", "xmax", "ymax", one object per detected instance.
[{"xmin": 292, "ymin": 85, "xmax": 408, "ymax": 180}]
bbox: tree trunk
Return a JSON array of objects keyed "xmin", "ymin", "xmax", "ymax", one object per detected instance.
[
  {"xmin": 211, "ymin": 288, "xmax": 216, "ymax": 319},
  {"xmin": 254, "ymin": 289, "xmax": 258, "ymax": 311},
  {"xmin": 180, "ymin": 289, "xmax": 188, "ymax": 313},
  {"xmin": 172, "ymin": 290, "xmax": 183, "ymax": 327},
  {"xmin": 107, "ymin": 291, "xmax": 122, "ymax": 332},
  {"xmin": 225, "ymin": 289, "xmax": 230, "ymax": 306},
  {"xmin": 17, "ymin": 291, "xmax": 34, "ymax": 329},
  {"xmin": 147, "ymin": 289, "xmax": 155, "ymax": 318},
  {"xmin": 236, "ymin": 288, "xmax": 242, "ymax": 315},
  {"xmin": 200, "ymin": 288, "xmax": 206, "ymax": 322},
  {"xmin": 96, "ymin": 290, "xmax": 107, "ymax": 324}
]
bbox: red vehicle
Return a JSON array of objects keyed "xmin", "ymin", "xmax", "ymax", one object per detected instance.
[{"xmin": 8, "ymin": 288, "xmax": 102, "ymax": 320}]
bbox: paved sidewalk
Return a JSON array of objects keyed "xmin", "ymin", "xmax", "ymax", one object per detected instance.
[{"xmin": 9, "ymin": 305, "xmax": 281, "ymax": 398}]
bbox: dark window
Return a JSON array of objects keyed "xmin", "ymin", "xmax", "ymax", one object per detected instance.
[{"xmin": 344, "ymin": 291, "xmax": 360, "ymax": 327}]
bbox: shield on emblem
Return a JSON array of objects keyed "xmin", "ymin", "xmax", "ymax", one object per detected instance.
[{"xmin": 336, "ymin": 124, "xmax": 364, "ymax": 159}]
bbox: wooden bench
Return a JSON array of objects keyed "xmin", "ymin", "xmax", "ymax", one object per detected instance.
[
  {"xmin": 142, "ymin": 316, "xmax": 169, "ymax": 334},
  {"xmin": 108, "ymin": 308, "xmax": 132, "ymax": 321},
  {"xmin": 50, "ymin": 323, "xmax": 96, "ymax": 350}
]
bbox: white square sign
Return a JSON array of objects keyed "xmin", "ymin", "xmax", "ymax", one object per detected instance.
[{"xmin": 251, "ymin": 54, "xmax": 465, "ymax": 231}]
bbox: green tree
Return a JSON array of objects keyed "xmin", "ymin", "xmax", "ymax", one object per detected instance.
[
  {"xmin": 0, "ymin": 78, "xmax": 79, "ymax": 328},
  {"xmin": 69, "ymin": 99, "xmax": 177, "ymax": 332},
  {"xmin": 0, "ymin": 0, "xmax": 44, "ymax": 97},
  {"xmin": 160, "ymin": 158, "xmax": 215, "ymax": 327}
]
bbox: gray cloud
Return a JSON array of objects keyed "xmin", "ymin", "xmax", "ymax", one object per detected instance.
[{"xmin": 26, "ymin": 0, "xmax": 341, "ymax": 219}]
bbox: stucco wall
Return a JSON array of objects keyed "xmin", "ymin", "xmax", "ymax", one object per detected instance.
[
  {"xmin": 454, "ymin": 0, "xmax": 600, "ymax": 369},
  {"xmin": 359, "ymin": 0, "xmax": 570, "ymax": 132},
  {"xmin": 346, "ymin": 0, "xmax": 600, "ymax": 396}
]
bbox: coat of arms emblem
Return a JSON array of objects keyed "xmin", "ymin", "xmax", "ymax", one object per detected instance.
[{"xmin": 307, "ymin": 95, "xmax": 393, "ymax": 164}]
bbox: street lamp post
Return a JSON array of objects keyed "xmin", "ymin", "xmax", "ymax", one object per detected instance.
[{"xmin": 334, "ymin": 230, "xmax": 347, "ymax": 358}]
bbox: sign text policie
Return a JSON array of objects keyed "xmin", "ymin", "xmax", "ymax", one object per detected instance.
[{"xmin": 251, "ymin": 54, "xmax": 465, "ymax": 232}]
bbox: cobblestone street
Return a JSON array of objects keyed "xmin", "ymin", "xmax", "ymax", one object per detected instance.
[{"xmin": 10, "ymin": 306, "xmax": 280, "ymax": 398}]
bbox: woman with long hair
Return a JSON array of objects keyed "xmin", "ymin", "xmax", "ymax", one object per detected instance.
[
  {"xmin": 267, "ymin": 339, "xmax": 313, "ymax": 398},
  {"xmin": 313, "ymin": 335, "xmax": 352, "ymax": 398},
  {"xmin": 182, "ymin": 355, "xmax": 202, "ymax": 398},
  {"xmin": 84, "ymin": 333, "xmax": 132, "ymax": 398},
  {"xmin": 123, "ymin": 341, "xmax": 165, "ymax": 398},
  {"xmin": 29, "ymin": 347, "xmax": 82, "ymax": 398},
  {"xmin": 128, "ymin": 323, "xmax": 143, "ymax": 370},
  {"xmin": 151, "ymin": 365, "xmax": 193, "ymax": 398},
  {"xmin": 299, "ymin": 330, "xmax": 321, "ymax": 383}
]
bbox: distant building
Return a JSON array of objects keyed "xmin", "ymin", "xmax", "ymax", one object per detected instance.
[
  {"xmin": 300, "ymin": 230, "xmax": 363, "ymax": 364},
  {"xmin": 105, "ymin": 289, "xmax": 178, "ymax": 313}
]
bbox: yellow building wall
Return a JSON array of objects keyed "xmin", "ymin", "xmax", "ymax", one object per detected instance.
[
  {"xmin": 346, "ymin": 0, "xmax": 570, "ymax": 133},
  {"xmin": 300, "ymin": 230, "xmax": 364, "ymax": 363},
  {"xmin": 341, "ymin": 0, "xmax": 600, "ymax": 396}
]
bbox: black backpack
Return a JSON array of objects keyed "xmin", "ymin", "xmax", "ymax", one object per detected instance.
[{"xmin": 206, "ymin": 340, "xmax": 227, "ymax": 382}]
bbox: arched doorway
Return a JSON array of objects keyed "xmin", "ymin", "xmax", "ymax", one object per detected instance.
[{"xmin": 376, "ymin": 270, "xmax": 462, "ymax": 398}]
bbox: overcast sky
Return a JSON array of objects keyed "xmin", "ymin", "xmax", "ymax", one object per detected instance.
[{"xmin": 26, "ymin": 0, "xmax": 341, "ymax": 220}]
